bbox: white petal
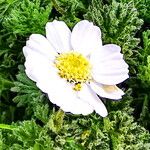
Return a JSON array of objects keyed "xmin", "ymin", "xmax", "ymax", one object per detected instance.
[
  {"xmin": 37, "ymin": 77, "xmax": 93, "ymax": 115},
  {"xmin": 25, "ymin": 67, "xmax": 93, "ymax": 115},
  {"xmin": 24, "ymin": 34, "xmax": 57, "ymax": 61},
  {"xmin": 90, "ymin": 82, "xmax": 124, "ymax": 100},
  {"xmin": 61, "ymin": 96, "xmax": 94, "ymax": 115},
  {"xmin": 71, "ymin": 20, "xmax": 102, "ymax": 56},
  {"xmin": 46, "ymin": 20, "xmax": 71, "ymax": 53},
  {"xmin": 91, "ymin": 44, "xmax": 129, "ymax": 85},
  {"xmin": 24, "ymin": 50, "xmax": 55, "ymax": 82},
  {"xmin": 78, "ymin": 84, "xmax": 108, "ymax": 117}
]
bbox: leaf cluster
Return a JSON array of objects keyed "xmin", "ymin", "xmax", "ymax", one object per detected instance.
[
  {"xmin": 0, "ymin": 109, "xmax": 150, "ymax": 150},
  {"xmin": 2, "ymin": 0, "xmax": 53, "ymax": 36}
]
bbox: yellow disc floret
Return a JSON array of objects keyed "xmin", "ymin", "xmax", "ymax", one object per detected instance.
[{"xmin": 55, "ymin": 51, "xmax": 91, "ymax": 91}]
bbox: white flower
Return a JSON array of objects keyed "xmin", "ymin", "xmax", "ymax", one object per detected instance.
[{"xmin": 23, "ymin": 20, "xmax": 129, "ymax": 117}]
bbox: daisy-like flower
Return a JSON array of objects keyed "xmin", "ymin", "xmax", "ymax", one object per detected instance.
[{"xmin": 23, "ymin": 20, "xmax": 129, "ymax": 117}]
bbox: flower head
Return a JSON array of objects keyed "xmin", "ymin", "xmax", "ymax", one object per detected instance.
[{"xmin": 23, "ymin": 20, "xmax": 129, "ymax": 117}]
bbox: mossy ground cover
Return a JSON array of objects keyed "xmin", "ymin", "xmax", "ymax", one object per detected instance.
[{"xmin": 0, "ymin": 0, "xmax": 150, "ymax": 149}]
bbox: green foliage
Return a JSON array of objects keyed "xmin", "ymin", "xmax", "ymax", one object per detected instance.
[
  {"xmin": 0, "ymin": 75, "xmax": 13, "ymax": 96},
  {"xmin": 52, "ymin": 0, "xmax": 89, "ymax": 28},
  {"xmin": 131, "ymin": 30, "xmax": 150, "ymax": 130},
  {"xmin": 117, "ymin": 0, "xmax": 150, "ymax": 23},
  {"xmin": 138, "ymin": 30, "xmax": 150, "ymax": 83},
  {"xmin": 48, "ymin": 109, "xmax": 65, "ymax": 133},
  {"xmin": 2, "ymin": 0, "xmax": 53, "ymax": 36},
  {"xmin": 11, "ymin": 65, "xmax": 51, "ymax": 122},
  {"xmin": 0, "ymin": 0, "xmax": 21, "ymax": 20},
  {"xmin": 0, "ymin": 109, "xmax": 150, "ymax": 150},
  {"xmin": 0, "ymin": 120, "xmax": 54, "ymax": 149},
  {"xmin": 141, "ymin": 55, "xmax": 150, "ymax": 82}
]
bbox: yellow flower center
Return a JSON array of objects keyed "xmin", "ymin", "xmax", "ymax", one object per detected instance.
[{"xmin": 55, "ymin": 51, "xmax": 91, "ymax": 91}]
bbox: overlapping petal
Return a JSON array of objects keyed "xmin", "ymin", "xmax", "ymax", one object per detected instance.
[
  {"xmin": 90, "ymin": 44, "xmax": 129, "ymax": 85},
  {"xmin": 78, "ymin": 84, "xmax": 108, "ymax": 117},
  {"xmin": 90, "ymin": 82, "xmax": 124, "ymax": 100},
  {"xmin": 24, "ymin": 34, "xmax": 57, "ymax": 61},
  {"xmin": 46, "ymin": 20, "xmax": 72, "ymax": 53},
  {"xmin": 24, "ymin": 48, "xmax": 55, "ymax": 83},
  {"xmin": 71, "ymin": 20, "xmax": 102, "ymax": 56},
  {"xmin": 38, "ymin": 77, "xmax": 94, "ymax": 115}
]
